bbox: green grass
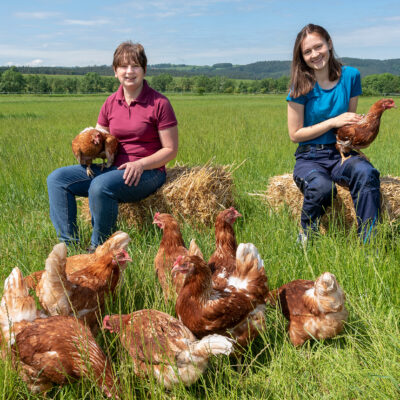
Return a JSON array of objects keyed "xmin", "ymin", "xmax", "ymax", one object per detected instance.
[{"xmin": 0, "ymin": 94, "xmax": 400, "ymax": 399}]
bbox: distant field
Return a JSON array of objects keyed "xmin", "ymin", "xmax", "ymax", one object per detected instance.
[{"xmin": 0, "ymin": 94, "xmax": 400, "ymax": 399}]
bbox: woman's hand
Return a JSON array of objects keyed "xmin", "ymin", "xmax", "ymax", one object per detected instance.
[
  {"xmin": 118, "ymin": 160, "xmax": 144, "ymax": 186},
  {"xmin": 332, "ymin": 112, "xmax": 363, "ymax": 128}
]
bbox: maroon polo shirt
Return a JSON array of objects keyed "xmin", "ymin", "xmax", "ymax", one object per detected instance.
[{"xmin": 97, "ymin": 80, "xmax": 177, "ymax": 169}]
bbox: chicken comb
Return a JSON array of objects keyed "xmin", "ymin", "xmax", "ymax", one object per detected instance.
[{"xmin": 173, "ymin": 255, "xmax": 184, "ymax": 267}]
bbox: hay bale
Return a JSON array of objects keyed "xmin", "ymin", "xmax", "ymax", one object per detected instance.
[
  {"xmin": 79, "ymin": 163, "xmax": 235, "ymax": 227},
  {"xmin": 263, "ymin": 173, "xmax": 400, "ymax": 233}
]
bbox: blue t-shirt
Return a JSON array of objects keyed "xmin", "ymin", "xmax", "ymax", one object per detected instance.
[{"xmin": 286, "ymin": 66, "xmax": 362, "ymax": 145}]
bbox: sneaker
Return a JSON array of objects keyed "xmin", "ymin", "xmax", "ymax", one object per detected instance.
[
  {"xmin": 296, "ymin": 232, "xmax": 308, "ymax": 248},
  {"xmin": 86, "ymin": 245, "xmax": 97, "ymax": 254}
]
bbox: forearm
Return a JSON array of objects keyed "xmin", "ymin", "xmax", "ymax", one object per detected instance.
[
  {"xmin": 289, "ymin": 118, "xmax": 336, "ymax": 143},
  {"xmin": 137, "ymin": 147, "xmax": 177, "ymax": 170}
]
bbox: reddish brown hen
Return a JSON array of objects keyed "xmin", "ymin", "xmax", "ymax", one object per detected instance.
[
  {"xmin": 103, "ymin": 309, "xmax": 233, "ymax": 389},
  {"xmin": 72, "ymin": 126, "xmax": 119, "ymax": 177},
  {"xmin": 208, "ymin": 207, "xmax": 241, "ymax": 288},
  {"xmin": 34, "ymin": 242, "xmax": 132, "ymax": 332},
  {"xmin": 25, "ymin": 231, "xmax": 131, "ymax": 291},
  {"xmin": 173, "ymin": 243, "xmax": 268, "ymax": 348},
  {"xmin": 153, "ymin": 212, "xmax": 202, "ymax": 302},
  {"xmin": 0, "ymin": 268, "xmax": 118, "ymax": 397},
  {"xmin": 274, "ymin": 272, "xmax": 348, "ymax": 346},
  {"xmin": 336, "ymin": 98, "xmax": 396, "ymax": 164}
]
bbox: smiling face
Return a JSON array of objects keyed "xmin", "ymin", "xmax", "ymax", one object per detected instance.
[
  {"xmin": 114, "ymin": 59, "xmax": 145, "ymax": 94},
  {"xmin": 301, "ymin": 32, "xmax": 332, "ymax": 72}
]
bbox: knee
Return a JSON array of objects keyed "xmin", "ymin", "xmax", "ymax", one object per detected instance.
[
  {"xmin": 349, "ymin": 159, "xmax": 380, "ymax": 191},
  {"xmin": 304, "ymin": 174, "xmax": 335, "ymax": 204},
  {"xmin": 47, "ymin": 167, "xmax": 65, "ymax": 189},
  {"xmin": 88, "ymin": 178, "xmax": 106, "ymax": 200}
]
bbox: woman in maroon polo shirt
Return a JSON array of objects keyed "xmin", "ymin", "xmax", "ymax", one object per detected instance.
[{"xmin": 47, "ymin": 41, "xmax": 178, "ymax": 250}]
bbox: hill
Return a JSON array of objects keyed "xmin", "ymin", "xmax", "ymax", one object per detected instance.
[{"xmin": 1, "ymin": 58, "xmax": 399, "ymax": 79}]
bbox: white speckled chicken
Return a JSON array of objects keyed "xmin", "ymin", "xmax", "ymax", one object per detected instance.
[{"xmin": 103, "ymin": 309, "xmax": 234, "ymax": 389}]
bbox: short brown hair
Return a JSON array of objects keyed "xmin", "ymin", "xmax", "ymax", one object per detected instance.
[
  {"xmin": 113, "ymin": 41, "xmax": 147, "ymax": 71},
  {"xmin": 289, "ymin": 24, "xmax": 342, "ymax": 98}
]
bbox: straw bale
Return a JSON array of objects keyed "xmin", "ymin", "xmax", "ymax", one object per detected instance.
[
  {"xmin": 263, "ymin": 173, "xmax": 400, "ymax": 233},
  {"xmin": 79, "ymin": 163, "xmax": 235, "ymax": 227}
]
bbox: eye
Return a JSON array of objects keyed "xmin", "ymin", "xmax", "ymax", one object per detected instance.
[
  {"xmin": 315, "ymin": 44, "xmax": 323, "ymax": 50},
  {"xmin": 303, "ymin": 49, "xmax": 311, "ymax": 55}
]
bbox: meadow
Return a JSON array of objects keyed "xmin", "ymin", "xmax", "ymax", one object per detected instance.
[{"xmin": 0, "ymin": 93, "xmax": 400, "ymax": 399}]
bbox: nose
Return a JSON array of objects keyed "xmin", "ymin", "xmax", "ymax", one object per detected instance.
[{"xmin": 126, "ymin": 65, "xmax": 134, "ymax": 72}]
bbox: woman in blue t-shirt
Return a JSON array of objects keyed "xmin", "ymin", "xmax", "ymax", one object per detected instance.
[{"xmin": 287, "ymin": 24, "xmax": 380, "ymax": 242}]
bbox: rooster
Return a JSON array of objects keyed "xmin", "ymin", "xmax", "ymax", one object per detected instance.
[
  {"xmin": 34, "ymin": 242, "xmax": 132, "ymax": 332},
  {"xmin": 336, "ymin": 98, "xmax": 396, "ymax": 164},
  {"xmin": 72, "ymin": 126, "xmax": 119, "ymax": 177},
  {"xmin": 153, "ymin": 212, "xmax": 202, "ymax": 302},
  {"xmin": 272, "ymin": 272, "xmax": 348, "ymax": 346},
  {"xmin": 208, "ymin": 207, "xmax": 242, "ymax": 289},
  {"xmin": 103, "ymin": 309, "xmax": 234, "ymax": 389},
  {"xmin": 173, "ymin": 243, "xmax": 268, "ymax": 348},
  {"xmin": 0, "ymin": 268, "xmax": 118, "ymax": 397}
]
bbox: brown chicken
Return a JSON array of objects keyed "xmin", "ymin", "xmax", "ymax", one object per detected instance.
[
  {"xmin": 25, "ymin": 231, "xmax": 131, "ymax": 291},
  {"xmin": 153, "ymin": 212, "xmax": 202, "ymax": 302},
  {"xmin": 273, "ymin": 272, "xmax": 348, "ymax": 346},
  {"xmin": 72, "ymin": 126, "xmax": 119, "ymax": 177},
  {"xmin": 208, "ymin": 207, "xmax": 242, "ymax": 288},
  {"xmin": 173, "ymin": 243, "xmax": 268, "ymax": 348},
  {"xmin": 13, "ymin": 316, "xmax": 119, "ymax": 397},
  {"xmin": 0, "ymin": 268, "xmax": 118, "ymax": 397},
  {"xmin": 103, "ymin": 309, "xmax": 234, "ymax": 389},
  {"xmin": 0, "ymin": 268, "xmax": 42, "ymax": 347},
  {"xmin": 336, "ymin": 98, "xmax": 396, "ymax": 164},
  {"xmin": 35, "ymin": 242, "xmax": 132, "ymax": 331}
]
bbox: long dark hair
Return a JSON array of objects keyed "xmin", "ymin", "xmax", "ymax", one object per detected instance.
[{"xmin": 289, "ymin": 24, "xmax": 342, "ymax": 98}]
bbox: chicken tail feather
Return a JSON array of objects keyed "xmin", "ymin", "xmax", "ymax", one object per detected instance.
[{"xmin": 191, "ymin": 334, "xmax": 234, "ymax": 357}]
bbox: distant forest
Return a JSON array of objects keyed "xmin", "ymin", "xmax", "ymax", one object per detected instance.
[
  {"xmin": 0, "ymin": 57, "xmax": 400, "ymax": 95},
  {"xmin": 1, "ymin": 57, "xmax": 400, "ymax": 79}
]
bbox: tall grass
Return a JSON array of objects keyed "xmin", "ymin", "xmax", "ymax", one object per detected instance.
[{"xmin": 0, "ymin": 93, "xmax": 400, "ymax": 399}]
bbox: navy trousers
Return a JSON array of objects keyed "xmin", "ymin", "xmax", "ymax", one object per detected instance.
[{"xmin": 293, "ymin": 146, "xmax": 380, "ymax": 241}]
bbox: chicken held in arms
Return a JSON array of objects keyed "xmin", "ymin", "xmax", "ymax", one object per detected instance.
[
  {"xmin": 173, "ymin": 243, "xmax": 269, "ymax": 348},
  {"xmin": 72, "ymin": 126, "xmax": 119, "ymax": 177},
  {"xmin": 336, "ymin": 98, "xmax": 396, "ymax": 164},
  {"xmin": 208, "ymin": 207, "xmax": 242, "ymax": 288},
  {"xmin": 274, "ymin": 272, "xmax": 348, "ymax": 346},
  {"xmin": 153, "ymin": 212, "xmax": 203, "ymax": 302},
  {"xmin": 103, "ymin": 309, "xmax": 233, "ymax": 389}
]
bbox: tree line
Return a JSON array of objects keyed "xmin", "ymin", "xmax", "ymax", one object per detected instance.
[{"xmin": 0, "ymin": 67, "xmax": 399, "ymax": 95}]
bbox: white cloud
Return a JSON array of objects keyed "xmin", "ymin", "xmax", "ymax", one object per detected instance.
[
  {"xmin": 15, "ymin": 11, "xmax": 60, "ymax": 19},
  {"xmin": 27, "ymin": 59, "xmax": 44, "ymax": 66},
  {"xmin": 63, "ymin": 18, "xmax": 111, "ymax": 26},
  {"xmin": 335, "ymin": 24, "xmax": 400, "ymax": 49},
  {"xmin": 0, "ymin": 44, "xmax": 112, "ymax": 66}
]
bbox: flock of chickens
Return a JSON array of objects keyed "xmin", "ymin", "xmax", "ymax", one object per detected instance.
[
  {"xmin": 0, "ymin": 208, "xmax": 348, "ymax": 397},
  {"xmin": 1, "ymin": 98, "xmax": 395, "ymax": 397}
]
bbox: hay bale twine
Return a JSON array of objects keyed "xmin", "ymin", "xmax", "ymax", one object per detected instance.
[
  {"xmin": 264, "ymin": 173, "xmax": 400, "ymax": 233},
  {"xmin": 79, "ymin": 163, "xmax": 235, "ymax": 227}
]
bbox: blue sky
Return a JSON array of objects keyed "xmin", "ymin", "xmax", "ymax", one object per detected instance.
[{"xmin": 1, "ymin": 0, "xmax": 399, "ymax": 67}]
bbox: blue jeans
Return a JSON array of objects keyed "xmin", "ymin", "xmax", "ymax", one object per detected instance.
[
  {"xmin": 47, "ymin": 164, "xmax": 166, "ymax": 247},
  {"xmin": 293, "ymin": 147, "xmax": 380, "ymax": 242}
]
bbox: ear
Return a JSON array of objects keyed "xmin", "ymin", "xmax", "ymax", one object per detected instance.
[
  {"xmin": 114, "ymin": 68, "xmax": 118, "ymax": 78},
  {"xmin": 328, "ymin": 39, "xmax": 333, "ymax": 51}
]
